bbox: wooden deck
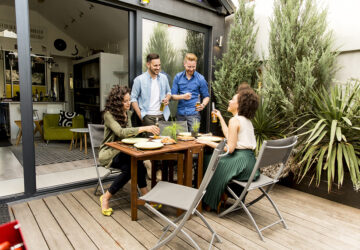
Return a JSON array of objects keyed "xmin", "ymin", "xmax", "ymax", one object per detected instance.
[{"xmin": 9, "ymin": 184, "xmax": 360, "ymax": 250}]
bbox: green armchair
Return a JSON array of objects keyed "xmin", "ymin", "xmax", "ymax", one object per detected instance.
[{"xmin": 43, "ymin": 114, "xmax": 84, "ymax": 142}]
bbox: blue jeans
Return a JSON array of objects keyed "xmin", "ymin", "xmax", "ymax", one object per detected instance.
[{"xmin": 176, "ymin": 113, "xmax": 200, "ymax": 132}]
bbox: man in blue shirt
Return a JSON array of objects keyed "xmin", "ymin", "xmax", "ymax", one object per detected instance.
[
  {"xmin": 131, "ymin": 53, "xmax": 171, "ymax": 126},
  {"xmin": 171, "ymin": 53, "xmax": 210, "ymax": 131}
]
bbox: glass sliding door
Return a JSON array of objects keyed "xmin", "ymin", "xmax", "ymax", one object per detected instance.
[{"xmin": 142, "ymin": 17, "xmax": 208, "ymax": 123}]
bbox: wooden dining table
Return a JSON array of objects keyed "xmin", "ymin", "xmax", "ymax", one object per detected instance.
[{"xmin": 105, "ymin": 140, "xmax": 205, "ymax": 221}]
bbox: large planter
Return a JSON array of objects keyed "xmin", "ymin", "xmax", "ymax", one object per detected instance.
[{"xmin": 280, "ymin": 171, "xmax": 360, "ymax": 209}]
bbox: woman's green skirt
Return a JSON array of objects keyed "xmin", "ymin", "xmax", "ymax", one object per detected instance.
[{"xmin": 203, "ymin": 149, "xmax": 259, "ymax": 210}]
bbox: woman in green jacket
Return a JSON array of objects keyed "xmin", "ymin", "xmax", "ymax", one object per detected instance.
[{"xmin": 99, "ymin": 85, "xmax": 159, "ymax": 216}]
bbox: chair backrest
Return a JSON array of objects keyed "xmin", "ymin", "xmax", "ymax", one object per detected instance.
[
  {"xmin": 88, "ymin": 124, "xmax": 105, "ymax": 167},
  {"xmin": 245, "ymin": 136, "xmax": 298, "ymax": 189},
  {"xmin": 189, "ymin": 139, "xmax": 228, "ymax": 212},
  {"xmin": 158, "ymin": 121, "xmax": 188, "ymax": 135}
]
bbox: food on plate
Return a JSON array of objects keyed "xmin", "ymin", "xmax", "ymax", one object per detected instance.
[
  {"xmin": 161, "ymin": 137, "xmax": 176, "ymax": 144},
  {"xmin": 177, "ymin": 135, "xmax": 195, "ymax": 141},
  {"xmin": 152, "ymin": 135, "xmax": 162, "ymax": 139}
]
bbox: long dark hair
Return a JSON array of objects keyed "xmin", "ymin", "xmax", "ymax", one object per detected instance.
[
  {"xmin": 237, "ymin": 84, "xmax": 259, "ymax": 119},
  {"xmin": 104, "ymin": 85, "xmax": 130, "ymax": 127}
]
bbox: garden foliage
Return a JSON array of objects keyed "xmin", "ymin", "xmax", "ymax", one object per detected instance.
[
  {"xmin": 212, "ymin": 0, "xmax": 259, "ymax": 120},
  {"xmin": 263, "ymin": 0, "xmax": 338, "ymax": 129}
]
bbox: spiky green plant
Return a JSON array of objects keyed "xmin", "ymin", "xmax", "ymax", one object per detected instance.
[
  {"xmin": 296, "ymin": 81, "xmax": 360, "ymax": 192},
  {"xmin": 212, "ymin": 0, "xmax": 260, "ymax": 119},
  {"xmin": 162, "ymin": 122, "xmax": 185, "ymax": 141},
  {"xmin": 252, "ymin": 99, "xmax": 286, "ymax": 155},
  {"xmin": 263, "ymin": 0, "xmax": 338, "ymax": 131}
]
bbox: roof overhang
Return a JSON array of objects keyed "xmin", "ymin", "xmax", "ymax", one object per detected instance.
[{"xmin": 181, "ymin": 0, "xmax": 236, "ymax": 15}]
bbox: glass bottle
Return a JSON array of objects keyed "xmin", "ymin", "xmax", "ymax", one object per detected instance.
[{"xmin": 211, "ymin": 102, "xmax": 218, "ymax": 123}]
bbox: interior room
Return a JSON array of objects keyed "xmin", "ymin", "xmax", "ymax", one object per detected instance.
[{"xmin": 0, "ymin": 0, "xmax": 129, "ymax": 197}]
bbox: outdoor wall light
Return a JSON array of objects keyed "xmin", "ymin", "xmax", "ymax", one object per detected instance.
[
  {"xmin": 216, "ymin": 36, "xmax": 223, "ymax": 47},
  {"xmin": 140, "ymin": 0, "xmax": 150, "ymax": 5}
]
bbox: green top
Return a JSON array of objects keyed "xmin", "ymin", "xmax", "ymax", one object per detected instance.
[{"xmin": 99, "ymin": 111, "xmax": 139, "ymax": 168}]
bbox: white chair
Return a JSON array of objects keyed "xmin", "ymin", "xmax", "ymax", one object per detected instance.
[
  {"xmin": 140, "ymin": 139, "xmax": 229, "ymax": 250},
  {"xmin": 88, "ymin": 124, "xmax": 121, "ymax": 195},
  {"xmin": 219, "ymin": 136, "xmax": 298, "ymax": 241}
]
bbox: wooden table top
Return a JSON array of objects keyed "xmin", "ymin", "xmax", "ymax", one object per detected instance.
[{"xmin": 105, "ymin": 140, "xmax": 204, "ymax": 158}]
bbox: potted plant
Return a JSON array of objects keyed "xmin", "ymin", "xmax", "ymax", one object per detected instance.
[
  {"xmin": 163, "ymin": 122, "xmax": 185, "ymax": 142},
  {"xmin": 191, "ymin": 119, "xmax": 200, "ymax": 138}
]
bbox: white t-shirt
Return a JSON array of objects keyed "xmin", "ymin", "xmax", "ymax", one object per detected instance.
[
  {"xmin": 147, "ymin": 78, "xmax": 162, "ymax": 115},
  {"xmin": 235, "ymin": 115, "xmax": 257, "ymax": 150}
]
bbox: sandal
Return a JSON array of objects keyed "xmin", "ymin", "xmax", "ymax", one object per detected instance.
[{"xmin": 100, "ymin": 195, "xmax": 113, "ymax": 216}]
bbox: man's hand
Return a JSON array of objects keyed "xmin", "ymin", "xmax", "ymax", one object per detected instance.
[
  {"xmin": 195, "ymin": 103, "xmax": 206, "ymax": 111},
  {"xmin": 183, "ymin": 93, "xmax": 192, "ymax": 100}
]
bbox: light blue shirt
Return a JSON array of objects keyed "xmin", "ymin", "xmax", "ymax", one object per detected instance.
[{"xmin": 131, "ymin": 71, "xmax": 171, "ymax": 120}]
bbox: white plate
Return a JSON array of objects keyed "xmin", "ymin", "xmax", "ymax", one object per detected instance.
[
  {"xmin": 197, "ymin": 136, "xmax": 222, "ymax": 142},
  {"xmin": 134, "ymin": 141, "xmax": 164, "ymax": 150},
  {"xmin": 178, "ymin": 132, "xmax": 191, "ymax": 136},
  {"xmin": 121, "ymin": 138, "xmax": 149, "ymax": 144}
]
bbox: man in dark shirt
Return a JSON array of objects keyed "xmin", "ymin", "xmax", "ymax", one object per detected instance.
[{"xmin": 171, "ymin": 53, "xmax": 210, "ymax": 131}]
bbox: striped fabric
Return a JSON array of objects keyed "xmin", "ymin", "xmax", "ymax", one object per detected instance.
[{"xmin": 203, "ymin": 149, "xmax": 259, "ymax": 210}]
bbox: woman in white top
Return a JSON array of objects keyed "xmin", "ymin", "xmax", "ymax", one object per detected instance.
[{"xmin": 196, "ymin": 83, "xmax": 260, "ymax": 212}]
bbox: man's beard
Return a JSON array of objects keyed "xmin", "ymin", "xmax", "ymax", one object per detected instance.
[{"xmin": 150, "ymin": 68, "xmax": 159, "ymax": 75}]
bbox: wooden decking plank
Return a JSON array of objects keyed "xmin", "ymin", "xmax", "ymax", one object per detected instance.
[
  {"xmin": 247, "ymin": 194, "xmax": 360, "ymax": 249},
  {"xmin": 83, "ymin": 188, "xmax": 171, "ymax": 250},
  {"xmin": 226, "ymin": 207, "xmax": 330, "ymax": 250},
  {"xmin": 183, "ymin": 216, "xmax": 246, "ymax": 250},
  {"xmin": 202, "ymin": 211, "xmax": 288, "ymax": 249},
  {"xmin": 122, "ymin": 203, "xmax": 191, "ymax": 249},
  {"xmin": 274, "ymin": 185, "xmax": 360, "ymax": 224},
  {"xmin": 72, "ymin": 190, "xmax": 146, "ymax": 250},
  {"xmin": 247, "ymin": 203, "xmax": 342, "ymax": 249},
  {"xmin": 191, "ymin": 213, "xmax": 266, "ymax": 250},
  {"xmin": 138, "ymin": 205, "xmax": 222, "ymax": 250},
  {"xmin": 43, "ymin": 196, "xmax": 98, "ymax": 250},
  {"xmin": 58, "ymin": 193, "xmax": 121, "ymax": 249},
  {"xmin": 8, "ymin": 204, "xmax": 15, "ymax": 221},
  {"xmin": 11, "ymin": 202, "xmax": 49, "ymax": 250},
  {"xmin": 27, "ymin": 199, "xmax": 73, "ymax": 250},
  {"xmin": 250, "ymin": 188, "xmax": 360, "ymax": 240}
]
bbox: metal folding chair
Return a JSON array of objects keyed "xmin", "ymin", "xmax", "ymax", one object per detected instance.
[
  {"xmin": 219, "ymin": 136, "xmax": 298, "ymax": 241},
  {"xmin": 88, "ymin": 124, "xmax": 121, "ymax": 195},
  {"xmin": 140, "ymin": 139, "xmax": 229, "ymax": 250}
]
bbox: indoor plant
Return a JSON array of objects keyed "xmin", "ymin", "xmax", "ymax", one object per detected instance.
[
  {"xmin": 191, "ymin": 119, "xmax": 200, "ymax": 138},
  {"xmin": 163, "ymin": 122, "xmax": 185, "ymax": 142}
]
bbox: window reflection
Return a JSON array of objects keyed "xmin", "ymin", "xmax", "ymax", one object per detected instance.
[{"xmin": 142, "ymin": 19, "xmax": 205, "ymax": 117}]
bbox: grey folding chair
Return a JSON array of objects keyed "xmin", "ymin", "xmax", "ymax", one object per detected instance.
[
  {"xmin": 88, "ymin": 124, "xmax": 121, "ymax": 195},
  {"xmin": 219, "ymin": 136, "xmax": 298, "ymax": 241},
  {"xmin": 158, "ymin": 121, "xmax": 188, "ymax": 135},
  {"xmin": 140, "ymin": 139, "xmax": 229, "ymax": 250}
]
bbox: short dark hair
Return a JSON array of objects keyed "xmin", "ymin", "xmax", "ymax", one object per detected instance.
[
  {"xmin": 237, "ymin": 87, "xmax": 259, "ymax": 119},
  {"xmin": 146, "ymin": 53, "xmax": 160, "ymax": 62}
]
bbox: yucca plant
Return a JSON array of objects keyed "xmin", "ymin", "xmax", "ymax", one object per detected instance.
[
  {"xmin": 296, "ymin": 81, "xmax": 360, "ymax": 192},
  {"xmin": 252, "ymin": 99, "xmax": 286, "ymax": 155}
]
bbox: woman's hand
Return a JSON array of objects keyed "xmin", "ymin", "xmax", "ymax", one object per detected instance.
[
  {"xmin": 212, "ymin": 109, "xmax": 222, "ymax": 118},
  {"xmin": 143, "ymin": 125, "xmax": 160, "ymax": 135},
  {"xmin": 195, "ymin": 139, "xmax": 216, "ymax": 148}
]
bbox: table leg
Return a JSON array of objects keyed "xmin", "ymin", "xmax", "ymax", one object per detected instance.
[
  {"xmin": 79, "ymin": 133, "xmax": 83, "ymax": 151},
  {"xmin": 197, "ymin": 148, "xmax": 204, "ymax": 212},
  {"xmin": 69, "ymin": 133, "xmax": 74, "ymax": 150},
  {"xmin": 184, "ymin": 149, "xmax": 193, "ymax": 187},
  {"xmin": 131, "ymin": 157, "xmax": 138, "ymax": 221},
  {"xmin": 84, "ymin": 133, "xmax": 87, "ymax": 154},
  {"xmin": 16, "ymin": 128, "xmax": 22, "ymax": 146},
  {"xmin": 75, "ymin": 133, "xmax": 78, "ymax": 148},
  {"xmin": 177, "ymin": 154, "xmax": 183, "ymax": 185}
]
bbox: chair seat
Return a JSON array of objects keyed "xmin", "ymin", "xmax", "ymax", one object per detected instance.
[
  {"xmin": 232, "ymin": 174, "xmax": 278, "ymax": 191},
  {"xmin": 140, "ymin": 181, "xmax": 198, "ymax": 210}
]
